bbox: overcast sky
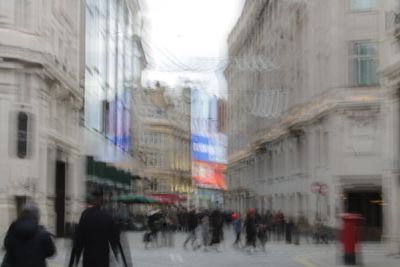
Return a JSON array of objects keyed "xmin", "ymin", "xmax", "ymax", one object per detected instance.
[{"xmin": 139, "ymin": 0, "xmax": 245, "ymax": 97}]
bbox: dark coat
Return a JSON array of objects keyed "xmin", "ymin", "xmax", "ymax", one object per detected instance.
[
  {"xmin": 69, "ymin": 205, "xmax": 119, "ymax": 267},
  {"xmin": 209, "ymin": 210, "xmax": 223, "ymax": 244},
  {"xmin": 245, "ymin": 216, "xmax": 257, "ymax": 243},
  {"xmin": 187, "ymin": 211, "xmax": 198, "ymax": 231},
  {"xmin": 4, "ymin": 218, "xmax": 56, "ymax": 267}
]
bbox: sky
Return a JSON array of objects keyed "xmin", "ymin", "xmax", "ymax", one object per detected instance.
[{"xmin": 139, "ymin": 0, "xmax": 245, "ymax": 97}]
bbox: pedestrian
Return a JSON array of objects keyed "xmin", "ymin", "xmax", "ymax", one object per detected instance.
[
  {"xmin": 275, "ymin": 210, "xmax": 285, "ymax": 241},
  {"xmin": 68, "ymin": 190, "xmax": 128, "ymax": 267},
  {"xmin": 2, "ymin": 203, "xmax": 56, "ymax": 267},
  {"xmin": 183, "ymin": 207, "xmax": 198, "ymax": 250},
  {"xmin": 285, "ymin": 217, "xmax": 294, "ymax": 244},
  {"xmin": 165, "ymin": 209, "xmax": 176, "ymax": 247},
  {"xmin": 199, "ymin": 211, "xmax": 210, "ymax": 251},
  {"xmin": 257, "ymin": 221, "xmax": 268, "ymax": 251},
  {"xmin": 146, "ymin": 209, "xmax": 161, "ymax": 248},
  {"xmin": 209, "ymin": 208, "xmax": 224, "ymax": 250},
  {"xmin": 244, "ymin": 208, "xmax": 257, "ymax": 254},
  {"xmin": 232, "ymin": 212, "xmax": 242, "ymax": 247}
]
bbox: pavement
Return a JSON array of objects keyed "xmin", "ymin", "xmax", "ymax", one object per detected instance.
[
  {"xmin": 1, "ymin": 231, "xmax": 399, "ymax": 267},
  {"xmin": 296, "ymin": 243, "xmax": 400, "ymax": 267}
]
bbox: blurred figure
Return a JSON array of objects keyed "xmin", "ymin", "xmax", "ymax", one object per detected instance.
[
  {"xmin": 69, "ymin": 190, "xmax": 127, "ymax": 267},
  {"xmin": 2, "ymin": 203, "xmax": 56, "ymax": 267},
  {"xmin": 165, "ymin": 209, "xmax": 176, "ymax": 247},
  {"xmin": 199, "ymin": 210, "xmax": 210, "ymax": 251},
  {"xmin": 183, "ymin": 207, "xmax": 198, "ymax": 250},
  {"xmin": 275, "ymin": 210, "xmax": 285, "ymax": 241},
  {"xmin": 232, "ymin": 212, "xmax": 242, "ymax": 247},
  {"xmin": 160, "ymin": 210, "xmax": 168, "ymax": 247},
  {"xmin": 257, "ymin": 220, "xmax": 268, "ymax": 251},
  {"xmin": 285, "ymin": 217, "xmax": 294, "ymax": 244},
  {"xmin": 209, "ymin": 207, "xmax": 224, "ymax": 250},
  {"xmin": 297, "ymin": 214, "xmax": 310, "ymax": 244},
  {"xmin": 146, "ymin": 209, "xmax": 161, "ymax": 248},
  {"xmin": 114, "ymin": 214, "xmax": 133, "ymax": 266},
  {"xmin": 265, "ymin": 210, "xmax": 273, "ymax": 241},
  {"xmin": 244, "ymin": 208, "xmax": 257, "ymax": 254}
]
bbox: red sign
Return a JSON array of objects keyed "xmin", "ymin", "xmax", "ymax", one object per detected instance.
[
  {"xmin": 192, "ymin": 160, "xmax": 227, "ymax": 190},
  {"xmin": 147, "ymin": 193, "xmax": 185, "ymax": 205}
]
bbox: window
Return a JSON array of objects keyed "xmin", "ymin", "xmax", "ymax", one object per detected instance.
[
  {"xmin": 349, "ymin": 0, "xmax": 377, "ymax": 11},
  {"xmin": 349, "ymin": 41, "xmax": 378, "ymax": 86},
  {"xmin": 17, "ymin": 112, "xmax": 28, "ymax": 159}
]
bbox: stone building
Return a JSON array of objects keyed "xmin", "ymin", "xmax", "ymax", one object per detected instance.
[
  {"xmin": 0, "ymin": 0, "xmax": 84, "ymax": 236},
  {"xmin": 225, "ymin": 0, "xmax": 400, "ymax": 249},
  {"xmin": 382, "ymin": 0, "xmax": 400, "ymax": 253},
  {"xmin": 133, "ymin": 83, "xmax": 192, "ymax": 199}
]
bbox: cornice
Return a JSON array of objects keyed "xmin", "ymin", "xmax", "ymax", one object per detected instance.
[
  {"xmin": 228, "ymin": 87, "xmax": 384, "ymax": 164},
  {"xmin": 0, "ymin": 45, "xmax": 82, "ymax": 100}
]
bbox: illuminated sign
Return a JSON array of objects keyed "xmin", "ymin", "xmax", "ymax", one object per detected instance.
[{"xmin": 192, "ymin": 161, "xmax": 226, "ymax": 190}]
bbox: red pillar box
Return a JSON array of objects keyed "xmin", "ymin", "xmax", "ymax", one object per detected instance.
[{"xmin": 340, "ymin": 213, "xmax": 363, "ymax": 265}]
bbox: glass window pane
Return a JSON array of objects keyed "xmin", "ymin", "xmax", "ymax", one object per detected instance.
[
  {"xmin": 350, "ymin": 41, "xmax": 378, "ymax": 86},
  {"xmin": 350, "ymin": 0, "xmax": 377, "ymax": 11}
]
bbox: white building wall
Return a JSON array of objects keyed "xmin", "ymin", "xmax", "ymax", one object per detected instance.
[
  {"xmin": 227, "ymin": 0, "xmax": 400, "ymax": 249},
  {"xmin": 0, "ymin": 0, "xmax": 84, "ymax": 236}
]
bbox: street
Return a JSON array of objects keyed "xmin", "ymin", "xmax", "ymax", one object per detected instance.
[{"xmin": 41, "ymin": 230, "xmax": 399, "ymax": 267}]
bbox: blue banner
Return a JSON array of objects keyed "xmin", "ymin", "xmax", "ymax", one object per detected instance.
[{"xmin": 191, "ymin": 134, "xmax": 210, "ymax": 161}]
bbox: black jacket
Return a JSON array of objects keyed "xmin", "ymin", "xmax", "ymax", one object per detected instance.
[
  {"xmin": 69, "ymin": 205, "xmax": 119, "ymax": 267},
  {"xmin": 4, "ymin": 219, "xmax": 56, "ymax": 267},
  {"xmin": 245, "ymin": 216, "xmax": 257, "ymax": 237},
  {"xmin": 187, "ymin": 211, "xmax": 198, "ymax": 231}
]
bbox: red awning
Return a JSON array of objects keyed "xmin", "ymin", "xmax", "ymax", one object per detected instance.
[{"xmin": 147, "ymin": 193, "xmax": 186, "ymax": 205}]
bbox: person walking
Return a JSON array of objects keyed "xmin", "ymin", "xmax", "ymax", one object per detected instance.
[
  {"xmin": 232, "ymin": 213, "xmax": 242, "ymax": 247},
  {"xmin": 199, "ymin": 211, "xmax": 210, "ymax": 251},
  {"xmin": 244, "ymin": 208, "xmax": 257, "ymax": 254},
  {"xmin": 209, "ymin": 208, "xmax": 224, "ymax": 250},
  {"xmin": 285, "ymin": 217, "xmax": 294, "ymax": 244},
  {"xmin": 68, "ymin": 190, "xmax": 127, "ymax": 267},
  {"xmin": 146, "ymin": 209, "xmax": 161, "ymax": 248},
  {"xmin": 183, "ymin": 207, "xmax": 198, "ymax": 250},
  {"xmin": 2, "ymin": 203, "xmax": 56, "ymax": 267}
]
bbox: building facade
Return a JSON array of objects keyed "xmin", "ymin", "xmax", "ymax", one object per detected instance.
[
  {"xmin": 225, "ymin": 0, "xmax": 400, "ymax": 249},
  {"xmin": 191, "ymin": 87, "xmax": 227, "ymax": 208},
  {"xmin": 382, "ymin": 0, "xmax": 400, "ymax": 253},
  {"xmin": 0, "ymin": 0, "xmax": 84, "ymax": 236},
  {"xmin": 133, "ymin": 83, "xmax": 192, "ymax": 200},
  {"xmin": 82, "ymin": 0, "xmax": 145, "ymax": 200}
]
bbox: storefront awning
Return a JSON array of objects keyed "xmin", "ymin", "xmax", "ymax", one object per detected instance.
[{"xmin": 86, "ymin": 156, "xmax": 140, "ymax": 186}]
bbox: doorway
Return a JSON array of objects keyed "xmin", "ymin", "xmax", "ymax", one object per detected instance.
[
  {"xmin": 55, "ymin": 160, "xmax": 66, "ymax": 237},
  {"xmin": 15, "ymin": 196, "xmax": 28, "ymax": 218},
  {"xmin": 345, "ymin": 191, "xmax": 382, "ymax": 241}
]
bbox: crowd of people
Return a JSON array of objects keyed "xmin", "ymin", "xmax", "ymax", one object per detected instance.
[
  {"xmin": 142, "ymin": 206, "xmax": 333, "ymax": 254},
  {"xmin": 1, "ymin": 191, "xmax": 333, "ymax": 267}
]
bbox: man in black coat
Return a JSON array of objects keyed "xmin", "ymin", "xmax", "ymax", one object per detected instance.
[
  {"xmin": 3, "ymin": 204, "xmax": 56, "ymax": 267},
  {"xmin": 69, "ymin": 190, "xmax": 123, "ymax": 267},
  {"xmin": 183, "ymin": 207, "xmax": 198, "ymax": 249},
  {"xmin": 244, "ymin": 208, "xmax": 257, "ymax": 250},
  {"xmin": 209, "ymin": 208, "xmax": 224, "ymax": 246}
]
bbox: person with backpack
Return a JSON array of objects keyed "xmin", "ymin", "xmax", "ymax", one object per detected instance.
[{"xmin": 2, "ymin": 203, "xmax": 56, "ymax": 267}]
